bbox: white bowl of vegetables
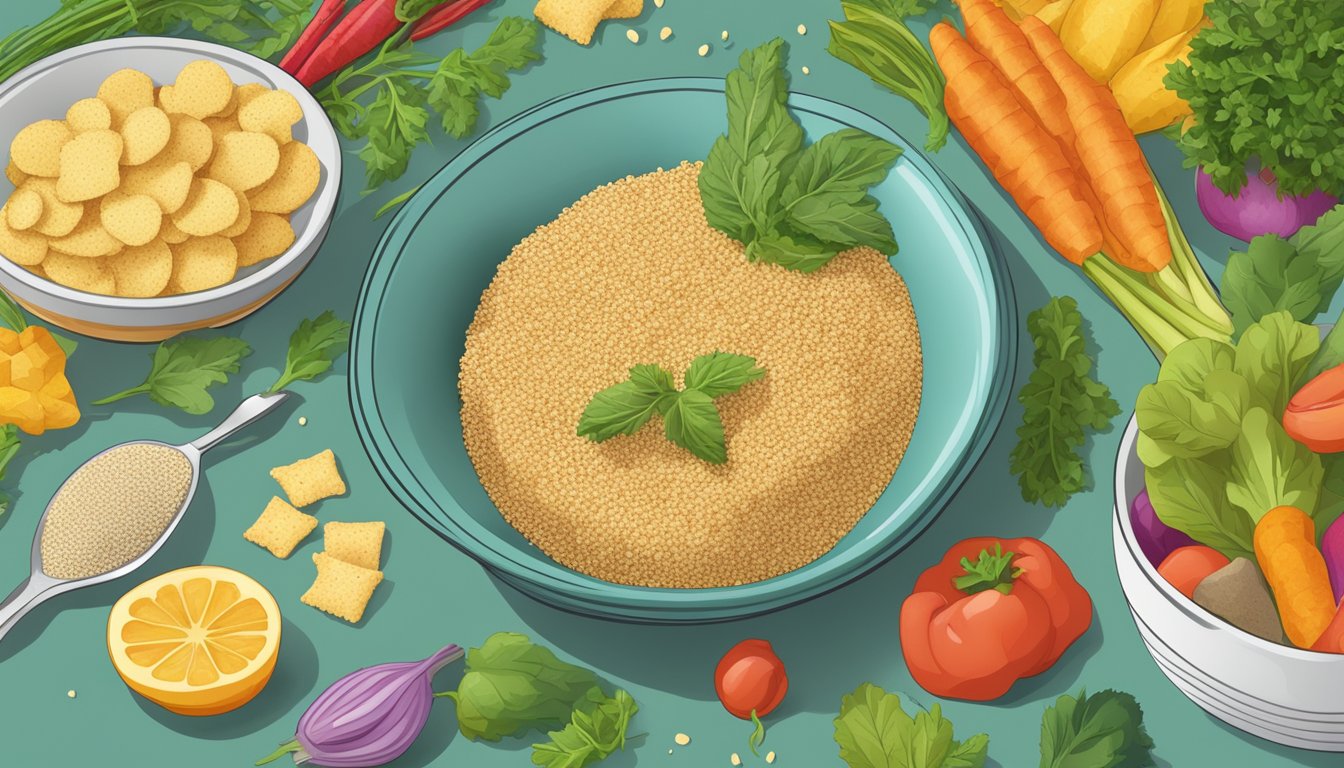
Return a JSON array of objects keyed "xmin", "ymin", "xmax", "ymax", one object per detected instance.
[{"xmin": 1114, "ymin": 314, "xmax": 1344, "ymax": 750}]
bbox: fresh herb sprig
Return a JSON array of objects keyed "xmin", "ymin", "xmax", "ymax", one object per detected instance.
[
  {"xmin": 1009, "ymin": 297, "xmax": 1119, "ymax": 508},
  {"xmin": 531, "ymin": 688, "xmax": 640, "ymax": 767},
  {"xmin": 319, "ymin": 17, "xmax": 541, "ymax": 192},
  {"xmin": 578, "ymin": 353, "xmax": 765, "ymax": 465},
  {"xmin": 834, "ymin": 682, "xmax": 989, "ymax": 768},
  {"xmin": 1166, "ymin": 0, "xmax": 1344, "ymax": 198},
  {"xmin": 1039, "ymin": 689, "xmax": 1155, "ymax": 768},
  {"xmin": 699, "ymin": 39, "xmax": 904, "ymax": 273},
  {"xmin": 267, "ymin": 311, "xmax": 351, "ymax": 393},
  {"xmin": 93, "ymin": 336, "xmax": 252, "ymax": 415},
  {"xmin": 0, "ymin": 424, "xmax": 20, "ymax": 516},
  {"xmin": 0, "ymin": 0, "xmax": 310, "ymax": 83}
]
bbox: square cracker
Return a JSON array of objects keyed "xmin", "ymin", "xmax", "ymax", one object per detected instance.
[
  {"xmin": 301, "ymin": 552, "xmax": 384, "ymax": 623},
  {"xmin": 270, "ymin": 448, "xmax": 346, "ymax": 508},
  {"xmin": 243, "ymin": 496, "xmax": 317, "ymax": 558},
  {"xmin": 324, "ymin": 521, "xmax": 386, "ymax": 570},
  {"xmin": 604, "ymin": 0, "xmax": 642, "ymax": 19},
  {"xmin": 535, "ymin": 0, "xmax": 614, "ymax": 45}
]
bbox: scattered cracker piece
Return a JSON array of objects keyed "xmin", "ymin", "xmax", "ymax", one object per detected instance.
[
  {"xmin": 271, "ymin": 449, "xmax": 347, "ymax": 508},
  {"xmin": 244, "ymin": 496, "xmax": 319, "ymax": 558},
  {"xmin": 301, "ymin": 552, "xmax": 383, "ymax": 623},
  {"xmin": 606, "ymin": 0, "xmax": 643, "ymax": 19},
  {"xmin": 324, "ymin": 521, "xmax": 386, "ymax": 571},
  {"xmin": 535, "ymin": 0, "xmax": 613, "ymax": 45}
]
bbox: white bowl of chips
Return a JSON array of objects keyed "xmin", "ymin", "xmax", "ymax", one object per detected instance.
[{"xmin": 0, "ymin": 37, "xmax": 339, "ymax": 342}]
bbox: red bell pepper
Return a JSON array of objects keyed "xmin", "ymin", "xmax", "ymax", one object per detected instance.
[
  {"xmin": 900, "ymin": 537, "xmax": 1092, "ymax": 701},
  {"xmin": 1283, "ymin": 363, "xmax": 1344, "ymax": 453}
]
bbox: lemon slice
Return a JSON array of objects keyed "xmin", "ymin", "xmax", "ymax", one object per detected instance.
[{"xmin": 107, "ymin": 565, "xmax": 281, "ymax": 716}]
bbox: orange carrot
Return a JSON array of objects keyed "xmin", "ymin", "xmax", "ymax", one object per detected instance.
[
  {"xmin": 1020, "ymin": 16, "xmax": 1171, "ymax": 272},
  {"xmin": 1255, "ymin": 506, "xmax": 1337, "ymax": 649},
  {"xmin": 958, "ymin": 0, "xmax": 1134, "ymax": 266},
  {"xmin": 929, "ymin": 22, "xmax": 1102, "ymax": 264}
]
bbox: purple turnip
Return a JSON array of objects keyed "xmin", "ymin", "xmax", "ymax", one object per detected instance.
[
  {"xmin": 1132, "ymin": 489, "xmax": 1196, "ymax": 567},
  {"xmin": 1196, "ymin": 164, "xmax": 1337, "ymax": 242}
]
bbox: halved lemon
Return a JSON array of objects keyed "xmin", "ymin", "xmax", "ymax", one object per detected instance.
[{"xmin": 107, "ymin": 565, "xmax": 281, "ymax": 716}]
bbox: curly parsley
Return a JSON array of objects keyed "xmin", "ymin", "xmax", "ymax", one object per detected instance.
[
  {"xmin": 1009, "ymin": 297, "xmax": 1119, "ymax": 508},
  {"xmin": 1166, "ymin": 0, "xmax": 1344, "ymax": 198}
]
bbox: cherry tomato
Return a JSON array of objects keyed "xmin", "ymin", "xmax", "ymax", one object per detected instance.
[{"xmin": 714, "ymin": 638, "xmax": 788, "ymax": 719}]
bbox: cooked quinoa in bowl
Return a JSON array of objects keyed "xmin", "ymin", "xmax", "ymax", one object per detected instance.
[{"xmin": 459, "ymin": 162, "xmax": 923, "ymax": 588}]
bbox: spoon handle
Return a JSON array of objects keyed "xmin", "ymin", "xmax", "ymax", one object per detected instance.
[
  {"xmin": 0, "ymin": 576, "xmax": 60, "ymax": 644},
  {"xmin": 189, "ymin": 392, "xmax": 291, "ymax": 454}
]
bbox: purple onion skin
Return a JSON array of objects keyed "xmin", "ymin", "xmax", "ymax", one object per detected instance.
[
  {"xmin": 258, "ymin": 645, "xmax": 463, "ymax": 768},
  {"xmin": 1132, "ymin": 489, "xmax": 1196, "ymax": 567},
  {"xmin": 1196, "ymin": 165, "xmax": 1338, "ymax": 242},
  {"xmin": 1323, "ymin": 515, "xmax": 1344, "ymax": 604}
]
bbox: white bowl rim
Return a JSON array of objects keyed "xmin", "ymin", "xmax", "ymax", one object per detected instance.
[
  {"xmin": 1114, "ymin": 414, "xmax": 1343, "ymax": 662},
  {"xmin": 0, "ymin": 36, "xmax": 340, "ymax": 313}
]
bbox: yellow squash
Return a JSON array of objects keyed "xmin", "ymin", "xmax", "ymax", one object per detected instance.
[
  {"xmin": 1035, "ymin": 0, "xmax": 1074, "ymax": 33},
  {"xmin": 1110, "ymin": 24, "xmax": 1199, "ymax": 134},
  {"xmin": 1141, "ymin": 0, "xmax": 1205, "ymax": 50},
  {"xmin": 1060, "ymin": 0, "xmax": 1161, "ymax": 81}
]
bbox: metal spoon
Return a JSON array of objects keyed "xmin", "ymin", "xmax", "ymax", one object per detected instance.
[{"xmin": 0, "ymin": 391, "xmax": 290, "ymax": 644}]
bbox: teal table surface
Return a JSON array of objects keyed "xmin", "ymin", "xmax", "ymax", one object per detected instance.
[{"xmin": 0, "ymin": 2, "xmax": 1330, "ymax": 766}]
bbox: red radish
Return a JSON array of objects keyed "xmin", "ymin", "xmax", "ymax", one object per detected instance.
[
  {"xmin": 411, "ymin": 0, "xmax": 493, "ymax": 41},
  {"xmin": 280, "ymin": 0, "xmax": 347, "ymax": 75},
  {"xmin": 296, "ymin": 0, "xmax": 402, "ymax": 88}
]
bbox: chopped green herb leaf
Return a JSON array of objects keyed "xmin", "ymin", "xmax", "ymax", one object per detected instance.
[
  {"xmin": 700, "ymin": 39, "xmax": 902, "ymax": 272},
  {"xmin": 92, "ymin": 336, "xmax": 251, "ymax": 415},
  {"xmin": 577, "ymin": 354, "xmax": 764, "ymax": 464},
  {"xmin": 1221, "ymin": 205, "xmax": 1344, "ymax": 338},
  {"xmin": 834, "ymin": 682, "xmax": 989, "ymax": 768},
  {"xmin": 828, "ymin": 1, "xmax": 949, "ymax": 151},
  {"xmin": 1038, "ymin": 689, "xmax": 1155, "ymax": 768},
  {"xmin": 530, "ymin": 687, "xmax": 639, "ymax": 768},
  {"xmin": 0, "ymin": 424, "xmax": 21, "ymax": 516},
  {"xmin": 319, "ymin": 17, "xmax": 541, "ymax": 193},
  {"xmin": 1009, "ymin": 297, "xmax": 1119, "ymax": 507},
  {"xmin": 267, "ymin": 311, "xmax": 351, "ymax": 393}
]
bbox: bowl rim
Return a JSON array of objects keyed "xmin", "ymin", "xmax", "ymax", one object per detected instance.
[
  {"xmin": 1114, "ymin": 414, "xmax": 1341, "ymax": 661},
  {"xmin": 349, "ymin": 76, "xmax": 1018, "ymax": 622},
  {"xmin": 0, "ymin": 36, "xmax": 340, "ymax": 311}
]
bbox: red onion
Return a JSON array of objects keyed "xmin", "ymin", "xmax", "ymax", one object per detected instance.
[
  {"xmin": 256, "ymin": 644, "xmax": 463, "ymax": 768},
  {"xmin": 1196, "ymin": 164, "xmax": 1338, "ymax": 242},
  {"xmin": 1132, "ymin": 489, "xmax": 1195, "ymax": 567}
]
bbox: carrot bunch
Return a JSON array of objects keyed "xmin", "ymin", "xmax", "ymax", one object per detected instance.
[{"xmin": 932, "ymin": 0, "xmax": 1232, "ymax": 358}]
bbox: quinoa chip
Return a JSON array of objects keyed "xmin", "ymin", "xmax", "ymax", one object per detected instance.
[
  {"xmin": 163, "ymin": 60, "xmax": 234, "ymax": 119},
  {"xmin": 66, "ymin": 98, "xmax": 112, "ymax": 133},
  {"xmin": 27, "ymin": 178, "xmax": 83, "ymax": 238},
  {"xmin": 605, "ymin": 0, "xmax": 643, "ymax": 19},
  {"xmin": 6, "ymin": 188, "xmax": 43, "ymax": 231},
  {"xmin": 100, "ymin": 191, "xmax": 162, "ymax": 247},
  {"xmin": 237, "ymin": 89, "xmax": 302, "ymax": 146},
  {"xmin": 233, "ymin": 211, "xmax": 293, "ymax": 267},
  {"xmin": 119, "ymin": 107, "xmax": 171, "ymax": 166},
  {"xmin": 168, "ymin": 236, "xmax": 236, "ymax": 293},
  {"xmin": 0, "ymin": 205, "xmax": 48, "ymax": 265},
  {"xmin": 107, "ymin": 239, "xmax": 172, "ymax": 298},
  {"xmin": 244, "ymin": 496, "xmax": 318, "ymax": 559},
  {"xmin": 11, "ymin": 120, "xmax": 72, "ymax": 178},
  {"xmin": 270, "ymin": 449, "xmax": 346, "ymax": 508},
  {"xmin": 247, "ymin": 141, "xmax": 319, "ymax": 214},
  {"xmin": 323, "ymin": 521, "xmax": 385, "ymax": 571},
  {"xmin": 534, "ymin": 0, "xmax": 614, "ymax": 45},
  {"xmin": 43, "ymin": 251, "xmax": 115, "ymax": 294},
  {"xmin": 49, "ymin": 207, "xmax": 120, "ymax": 258},
  {"xmin": 121, "ymin": 160, "xmax": 193, "ymax": 215},
  {"xmin": 301, "ymin": 552, "xmax": 383, "ymax": 624},
  {"xmin": 56, "ymin": 129, "xmax": 122, "ymax": 202},
  {"xmin": 97, "ymin": 69, "xmax": 155, "ymax": 126},
  {"xmin": 207, "ymin": 131, "xmax": 280, "ymax": 192},
  {"xmin": 172, "ymin": 177, "xmax": 239, "ymax": 236}
]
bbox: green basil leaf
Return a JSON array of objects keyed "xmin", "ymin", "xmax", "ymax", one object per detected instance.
[
  {"xmin": 780, "ymin": 128, "xmax": 902, "ymax": 253},
  {"xmin": 663, "ymin": 388, "xmax": 727, "ymax": 464},
  {"xmin": 577, "ymin": 365, "xmax": 678, "ymax": 442},
  {"xmin": 684, "ymin": 352, "xmax": 765, "ymax": 398}
]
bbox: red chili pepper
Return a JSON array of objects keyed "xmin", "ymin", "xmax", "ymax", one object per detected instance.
[
  {"xmin": 410, "ymin": 0, "xmax": 493, "ymax": 41},
  {"xmin": 714, "ymin": 639, "xmax": 788, "ymax": 720},
  {"xmin": 280, "ymin": 0, "xmax": 347, "ymax": 75},
  {"xmin": 296, "ymin": 0, "xmax": 403, "ymax": 88},
  {"xmin": 900, "ymin": 537, "xmax": 1092, "ymax": 701}
]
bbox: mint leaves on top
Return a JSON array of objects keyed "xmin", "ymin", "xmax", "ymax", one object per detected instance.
[
  {"xmin": 577, "ymin": 352, "xmax": 765, "ymax": 464},
  {"xmin": 699, "ymin": 39, "xmax": 903, "ymax": 273}
]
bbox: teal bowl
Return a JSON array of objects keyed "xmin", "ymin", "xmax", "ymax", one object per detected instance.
[{"xmin": 350, "ymin": 78, "xmax": 1016, "ymax": 623}]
